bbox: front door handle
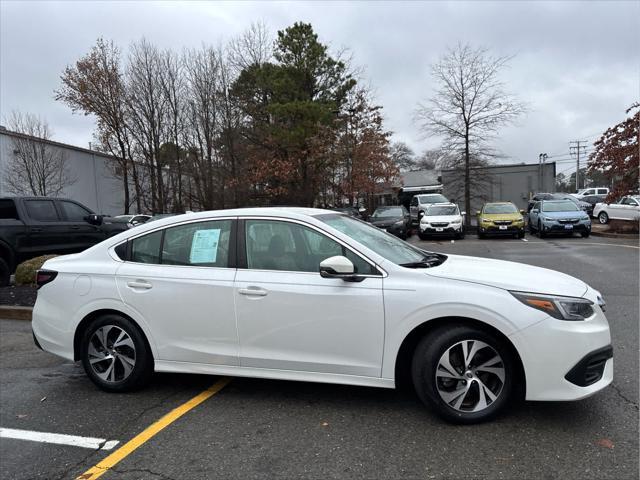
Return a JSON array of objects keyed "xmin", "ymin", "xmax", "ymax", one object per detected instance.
[
  {"xmin": 238, "ymin": 287, "xmax": 268, "ymax": 297},
  {"xmin": 127, "ymin": 280, "xmax": 152, "ymax": 290}
]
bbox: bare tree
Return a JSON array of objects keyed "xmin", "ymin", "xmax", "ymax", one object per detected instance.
[
  {"xmin": 56, "ymin": 39, "xmax": 138, "ymax": 213},
  {"xmin": 4, "ymin": 112, "xmax": 76, "ymax": 196},
  {"xmin": 416, "ymin": 43, "xmax": 526, "ymax": 225},
  {"xmin": 228, "ymin": 21, "xmax": 273, "ymax": 72}
]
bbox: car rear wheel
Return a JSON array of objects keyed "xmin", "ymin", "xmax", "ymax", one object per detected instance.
[
  {"xmin": 411, "ymin": 325, "xmax": 515, "ymax": 424},
  {"xmin": 80, "ymin": 314, "xmax": 153, "ymax": 392},
  {"xmin": 598, "ymin": 212, "xmax": 609, "ymax": 224}
]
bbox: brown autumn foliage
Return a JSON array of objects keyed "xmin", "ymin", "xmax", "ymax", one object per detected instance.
[{"xmin": 588, "ymin": 103, "xmax": 639, "ymax": 201}]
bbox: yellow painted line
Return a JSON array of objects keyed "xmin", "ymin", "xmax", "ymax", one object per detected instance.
[{"xmin": 77, "ymin": 377, "xmax": 230, "ymax": 480}]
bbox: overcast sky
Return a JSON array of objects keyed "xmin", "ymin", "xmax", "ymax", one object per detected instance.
[{"xmin": 1, "ymin": 0, "xmax": 638, "ymax": 175}]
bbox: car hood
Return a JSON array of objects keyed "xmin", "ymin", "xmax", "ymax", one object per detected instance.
[
  {"xmin": 540, "ymin": 211, "xmax": 588, "ymax": 219},
  {"xmin": 426, "ymin": 254, "xmax": 588, "ymax": 297},
  {"xmin": 481, "ymin": 213, "xmax": 523, "ymax": 221},
  {"xmin": 422, "ymin": 214, "xmax": 461, "ymax": 223},
  {"xmin": 371, "ymin": 217, "xmax": 403, "ymax": 227}
]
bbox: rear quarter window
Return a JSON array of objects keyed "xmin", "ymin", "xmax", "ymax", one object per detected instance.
[{"xmin": 0, "ymin": 200, "xmax": 19, "ymax": 220}]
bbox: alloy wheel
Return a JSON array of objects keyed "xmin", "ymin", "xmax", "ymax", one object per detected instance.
[
  {"xmin": 434, "ymin": 339, "xmax": 505, "ymax": 413},
  {"xmin": 87, "ymin": 325, "xmax": 137, "ymax": 383}
]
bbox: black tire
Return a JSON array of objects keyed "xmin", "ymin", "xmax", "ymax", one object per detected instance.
[
  {"xmin": 598, "ymin": 212, "xmax": 609, "ymax": 224},
  {"xmin": 418, "ymin": 232, "xmax": 428, "ymax": 241},
  {"xmin": 528, "ymin": 221, "xmax": 536, "ymax": 233},
  {"xmin": 538, "ymin": 221, "xmax": 546, "ymax": 238},
  {"xmin": 0, "ymin": 258, "xmax": 9, "ymax": 287},
  {"xmin": 478, "ymin": 231, "xmax": 485, "ymax": 239},
  {"xmin": 411, "ymin": 324, "xmax": 516, "ymax": 424},
  {"xmin": 80, "ymin": 314, "xmax": 153, "ymax": 392},
  {"xmin": 581, "ymin": 230, "xmax": 590, "ymax": 238},
  {"xmin": 518, "ymin": 230, "xmax": 525, "ymax": 239}
]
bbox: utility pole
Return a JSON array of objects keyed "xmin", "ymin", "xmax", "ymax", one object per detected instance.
[{"xmin": 569, "ymin": 141, "xmax": 587, "ymax": 191}]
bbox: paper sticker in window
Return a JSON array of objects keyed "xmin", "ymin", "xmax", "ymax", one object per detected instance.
[{"xmin": 189, "ymin": 229, "xmax": 221, "ymax": 264}]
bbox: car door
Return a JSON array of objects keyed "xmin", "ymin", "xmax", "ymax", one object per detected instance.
[
  {"xmin": 115, "ymin": 218, "xmax": 239, "ymax": 365},
  {"xmin": 56, "ymin": 200, "xmax": 105, "ymax": 251},
  {"xmin": 620, "ymin": 197, "xmax": 640, "ymax": 220},
  {"xmin": 22, "ymin": 199, "xmax": 70, "ymax": 256},
  {"xmin": 234, "ymin": 218, "xmax": 385, "ymax": 377},
  {"xmin": 529, "ymin": 201, "xmax": 540, "ymax": 225},
  {"xmin": 409, "ymin": 196, "xmax": 419, "ymax": 221}
]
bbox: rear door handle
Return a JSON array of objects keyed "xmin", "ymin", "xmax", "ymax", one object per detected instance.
[
  {"xmin": 71, "ymin": 226, "xmax": 80, "ymax": 230},
  {"xmin": 127, "ymin": 280, "xmax": 152, "ymax": 290},
  {"xmin": 238, "ymin": 287, "xmax": 268, "ymax": 297}
]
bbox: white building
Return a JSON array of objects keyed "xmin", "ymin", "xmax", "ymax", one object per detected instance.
[{"xmin": 0, "ymin": 127, "xmax": 130, "ymax": 215}]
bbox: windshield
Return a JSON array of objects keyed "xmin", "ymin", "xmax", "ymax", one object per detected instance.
[
  {"xmin": 316, "ymin": 214, "xmax": 427, "ymax": 265},
  {"xmin": 484, "ymin": 204, "xmax": 518, "ymax": 214},
  {"xmin": 542, "ymin": 201, "xmax": 580, "ymax": 212},
  {"xmin": 418, "ymin": 194, "xmax": 448, "ymax": 204},
  {"xmin": 426, "ymin": 205, "xmax": 458, "ymax": 216},
  {"xmin": 372, "ymin": 207, "xmax": 403, "ymax": 218}
]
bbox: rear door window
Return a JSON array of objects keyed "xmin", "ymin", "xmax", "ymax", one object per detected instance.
[
  {"xmin": 25, "ymin": 200, "xmax": 59, "ymax": 222},
  {"xmin": 0, "ymin": 199, "xmax": 18, "ymax": 219},
  {"xmin": 131, "ymin": 230, "xmax": 163, "ymax": 264}
]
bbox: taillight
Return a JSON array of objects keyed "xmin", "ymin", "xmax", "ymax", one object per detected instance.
[{"xmin": 36, "ymin": 270, "xmax": 58, "ymax": 289}]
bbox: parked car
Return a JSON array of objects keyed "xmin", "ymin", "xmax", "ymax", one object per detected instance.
[
  {"xmin": 580, "ymin": 194, "xmax": 607, "ymax": 217},
  {"xmin": 0, "ymin": 197, "xmax": 128, "ymax": 286},
  {"xmin": 112, "ymin": 214, "xmax": 151, "ymax": 228},
  {"xmin": 331, "ymin": 206, "xmax": 366, "ymax": 219},
  {"xmin": 550, "ymin": 193, "xmax": 592, "ymax": 213},
  {"xmin": 147, "ymin": 213, "xmax": 179, "ymax": 223},
  {"xmin": 574, "ymin": 187, "xmax": 609, "ymax": 199},
  {"xmin": 527, "ymin": 193, "xmax": 554, "ymax": 212},
  {"xmin": 477, "ymin": 202, "xmax": 525, "ymax": 239},
  {"xmin": 409, "ymin": 193, "xmax": 450, "ymax": 223},
  {"xmin": 418, "ymin": 203, "xmax": 465, "ymax": 240},
  {"xmin": 528, "ymin": 199, "xmax": 591, "ymax": 238},
  {"xmin": 593, "ymin": 195, "xmax": 640, "ymax": 224},
  {"xmin": 369, "ymin": 205, "xmax": 412, "ymax": 239},
  {"xmin": 33, "ymin": 207, "xmax": 612, "ymax": 424}
]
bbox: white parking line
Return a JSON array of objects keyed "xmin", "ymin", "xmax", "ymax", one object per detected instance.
[{"xmin": 0, "ymin": 427, "xmax": 119, "ymax": 450}]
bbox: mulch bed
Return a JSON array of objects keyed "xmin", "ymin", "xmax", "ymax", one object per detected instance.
[{"xmin": 0, "ymin": 285, "xmax": 37, "ymax": 307}]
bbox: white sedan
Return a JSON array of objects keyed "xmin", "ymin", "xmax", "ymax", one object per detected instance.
[
  {"xmin": 593, "ymin": 195, "xmax": 640, "ymax": 224},
  {"xmin": 32, "ymin": 208, "xmax": 612, "ymax": 423}
]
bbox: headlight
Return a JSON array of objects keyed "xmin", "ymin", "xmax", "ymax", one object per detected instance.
[
  {"xmin": 393, "ymin": 220, "xmax": 404, "ymax": 227},
  {"xmin": 510, "ymin": 291, "xmax": 595, "ymax": 321},
  {"xmin": 481, "ymin": 218, "xmax": 491, "ymax": 223},
  {"xmin": 451, "ymin": 218, "xmax": 461, "ymax": 224},
  {"xmin": 514, "ymin": 218, "xmax": 524, "ymax": 224}
]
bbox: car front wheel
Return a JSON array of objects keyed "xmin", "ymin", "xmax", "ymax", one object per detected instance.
[
  {"xmin": 598, "ymin": 212, "xmax": 609, "ymax": 224},
  {"xmin": 411, "ymin": 325, "xmax": 515, "ymax": 424},
  {"xmin": 80, "ymin": 314, "xmax": 153, "ymax": 392}
]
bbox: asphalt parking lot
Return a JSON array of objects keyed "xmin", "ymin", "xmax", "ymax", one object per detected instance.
[{"xmin": 1, "ymin": 234, "xmax": 638, "ymax": 480}]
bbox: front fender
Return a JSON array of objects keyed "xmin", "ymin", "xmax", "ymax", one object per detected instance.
[{"xmin": 381, "ymin": 275, "xmax": 548, "ymax": 379}]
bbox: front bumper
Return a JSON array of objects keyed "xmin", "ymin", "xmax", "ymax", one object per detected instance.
[
  {"xmin": 543, "ymin": 222, "xmax": 591, "ymax": 233},
  {"xmin": 374, "ymin": 224, "xmax": 407, "ymax": 237},
  {"xmin": 509, "ymin": 305, "xmax": 612, "ymax": 401},
  {"xmin": 420, "ymin": 224, "xmax": 462, "ymax": 235},
  {"xmin": 479, "ymin": 224, "xmax": 525, "ymax": 235}
]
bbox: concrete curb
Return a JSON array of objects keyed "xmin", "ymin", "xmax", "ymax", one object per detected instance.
[
  {"xmin": 590, "ymin": 230, "xmax": 639, "ymax": 239},
  {"xmin": 0, "ymin": 305, "xmax": 33, "ymax": 321}
]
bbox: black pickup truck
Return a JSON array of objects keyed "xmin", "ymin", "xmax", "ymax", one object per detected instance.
[{"xmin": 0, "ymin": 197, "xmax": 128, "ymax": 286}]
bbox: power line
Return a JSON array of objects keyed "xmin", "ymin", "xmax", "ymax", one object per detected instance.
[{"xmin": 569, "ymin": 140, "xmax": 589, "ymax": 190}]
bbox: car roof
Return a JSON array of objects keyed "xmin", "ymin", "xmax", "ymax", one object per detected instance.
[
  {"xmin": 484, "ymin": 201, "xmax": 515, "ymax": 206},
  {"xmin": 426, "ymin": 202, "xmax": 456, "ymax": 207}
]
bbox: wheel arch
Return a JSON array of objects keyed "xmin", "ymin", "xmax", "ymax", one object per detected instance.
[
  {"xmin": 394, "ymin": 316, "xmax": 526, "ymax": 398},
  {"xmin": 73, "ymin": 308, "xmax": 154, "ymax": 367}
]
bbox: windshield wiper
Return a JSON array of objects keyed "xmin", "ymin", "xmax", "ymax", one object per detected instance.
[{"xmin": 400, "ymin": 253, "xmax": 446, "ymax": 268}]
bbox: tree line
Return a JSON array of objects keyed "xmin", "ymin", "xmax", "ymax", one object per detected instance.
[{"xmin": 54, "ymin": 22, "xmax": 398, "ymax": 214}]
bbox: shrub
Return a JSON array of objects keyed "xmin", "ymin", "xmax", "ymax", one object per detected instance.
[
  {"xmin": 607, "ymin": 219, "xmax": 639, "ymax": 234},
  {"xmin": 14, "ymin": 255, "xmax": 58, "ymax": 285}
]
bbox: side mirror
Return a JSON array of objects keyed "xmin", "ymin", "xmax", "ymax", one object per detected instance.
[
  {"xmin": 461, "ymin": 211, "xmax": 466, "ymax": 216},
  {"xmin": 358, "ymin": 207, "xmax": 366, "ymax": 213},
  {"xmin": 84, "ymin": 214, "xmax": 103, "ymax": 226},
  {"xmin": 319, "ymin": 256, "xmax": 363, "ymax": 282},
  {"xmin": 520, "ymin": 210, "xmax": 526, "ymax": 215},
  {"xmin": 476, "ymin": 211, "xmax": 481, "ymax": 216}
]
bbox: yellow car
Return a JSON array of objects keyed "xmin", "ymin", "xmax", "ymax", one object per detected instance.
[{"xmin": 477, "ymin": 202, "xmax": 526, "ymax": 238}]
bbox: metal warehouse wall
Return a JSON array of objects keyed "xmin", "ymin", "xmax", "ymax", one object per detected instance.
[
  {"xmin": 0, "ymin": 130, "xmax": 130, "ymax": 216},
  {"xmin": 441, "ymin": 162, "xmax": 557, "ymax": 213}
]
